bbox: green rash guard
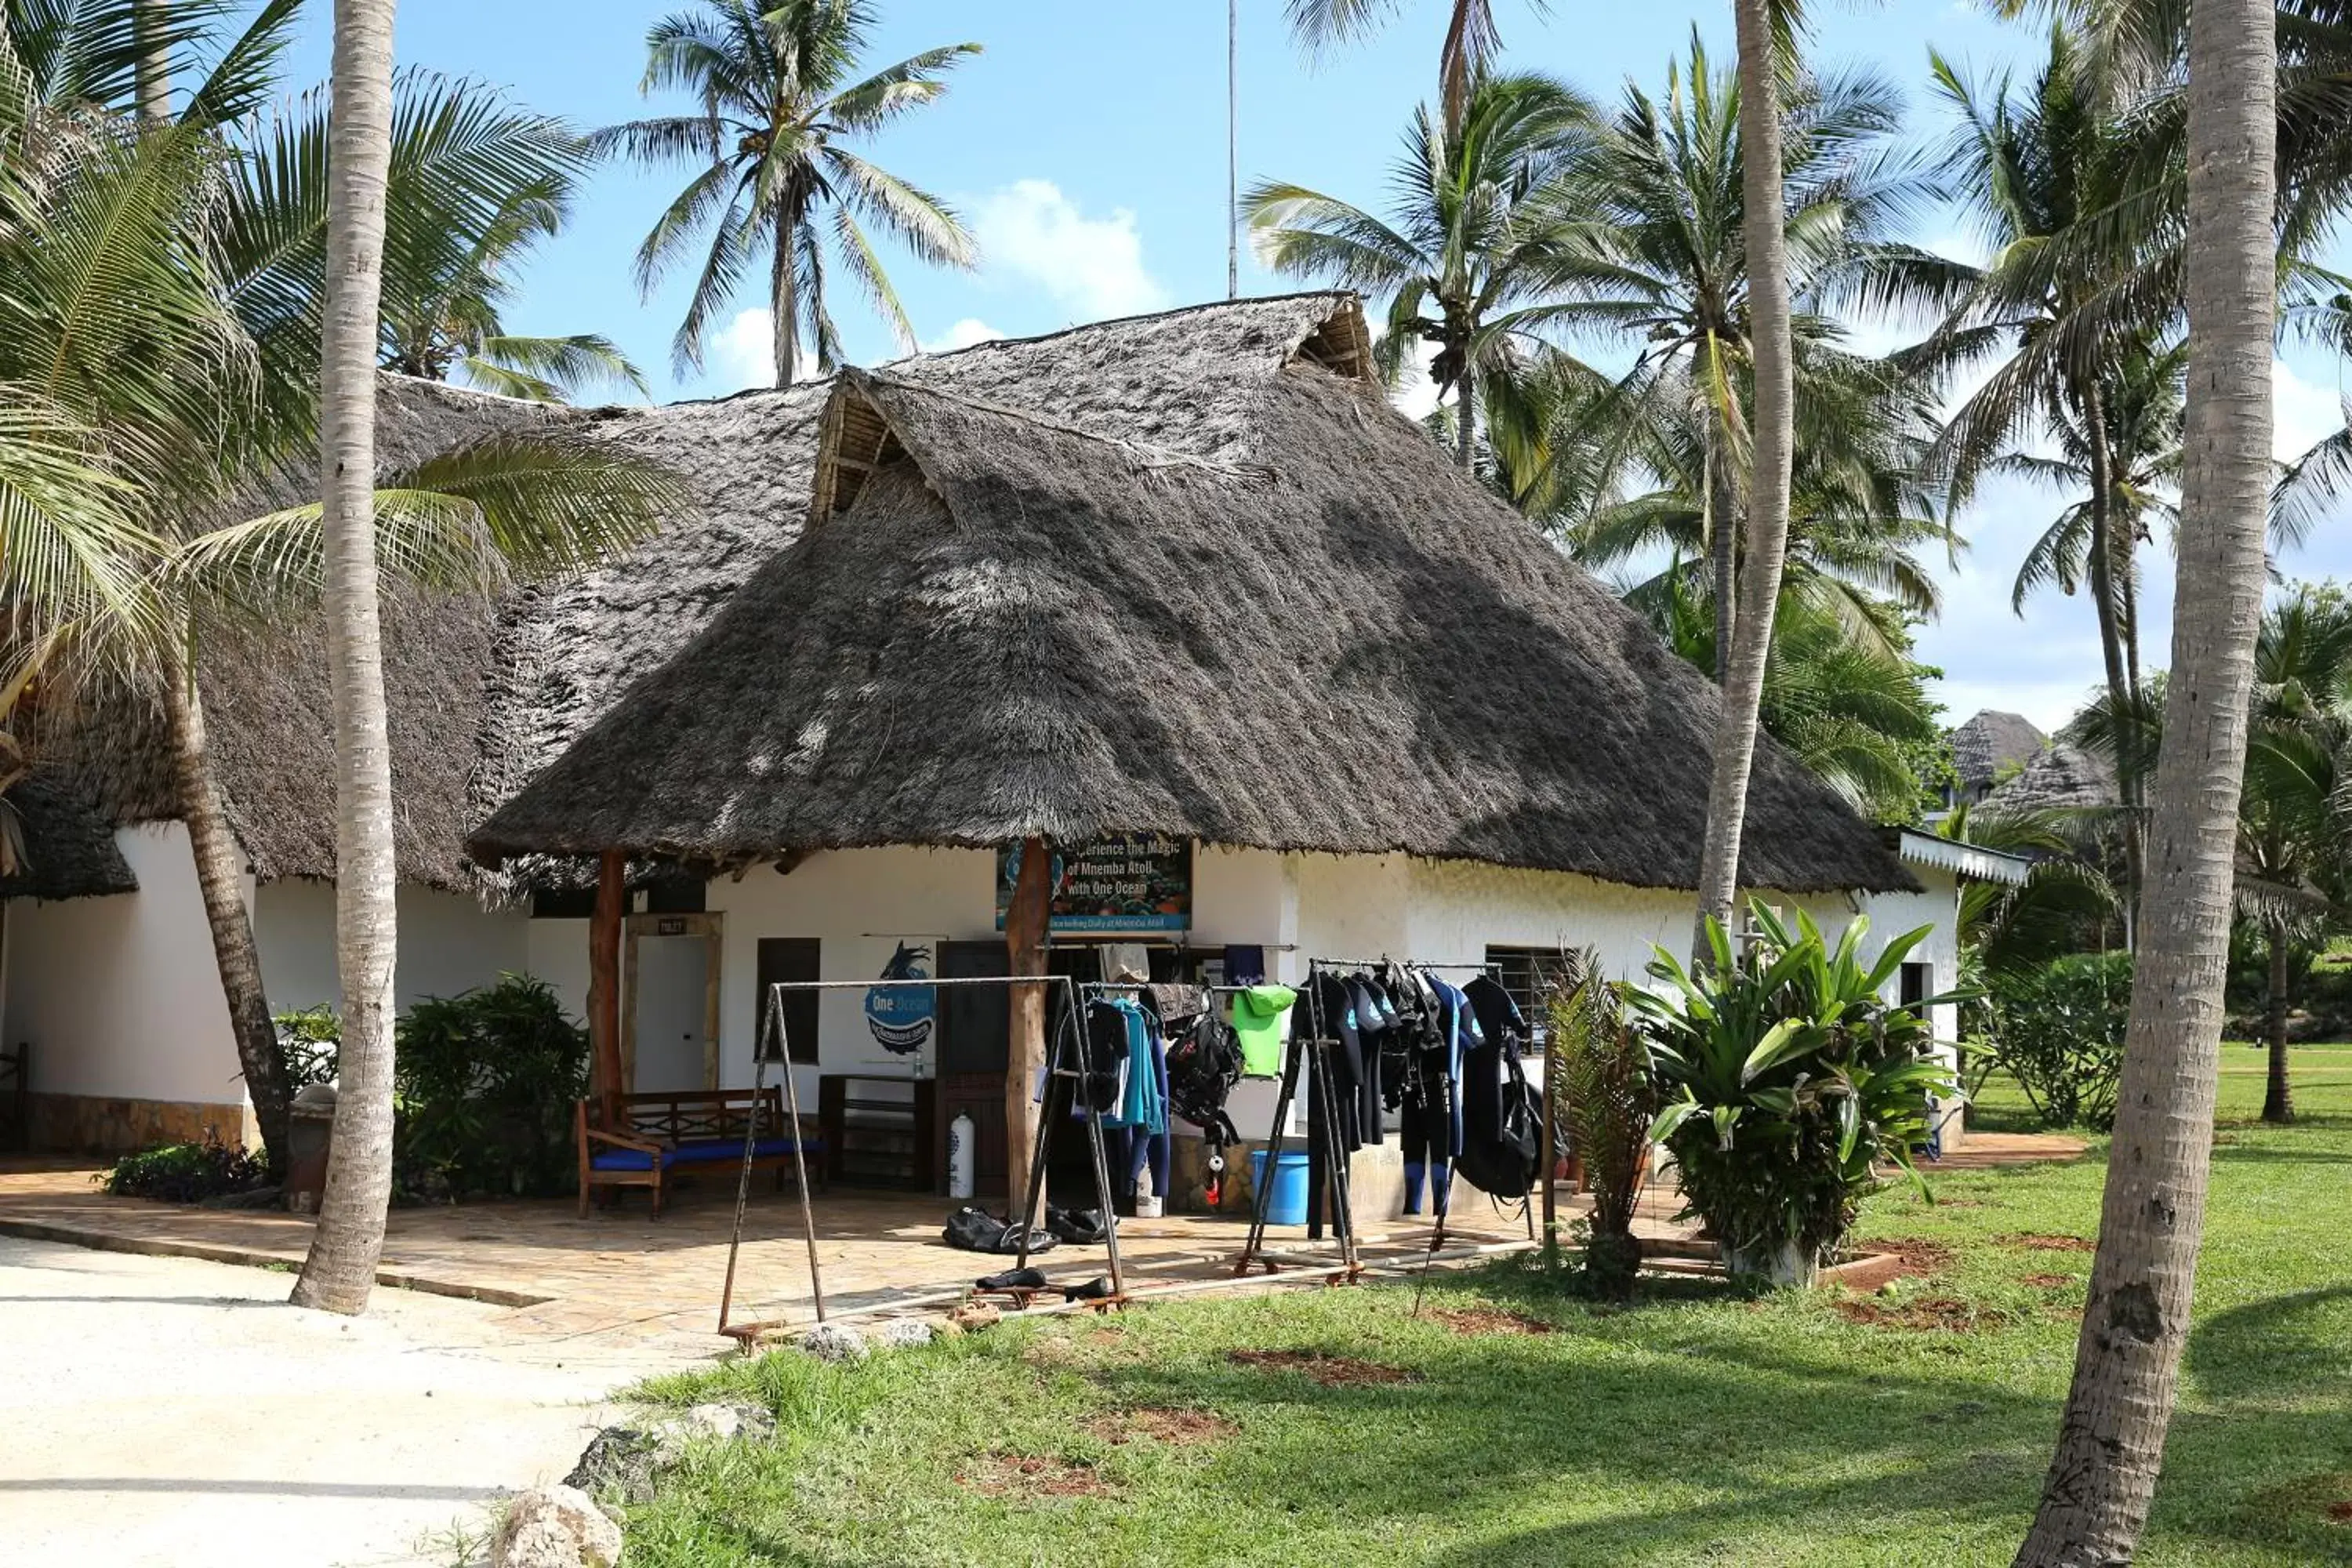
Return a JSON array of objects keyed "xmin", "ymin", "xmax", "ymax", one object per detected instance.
[{"xmin": 1231, "ymin": 985, "xmax": 1297, "ymax": 1077}]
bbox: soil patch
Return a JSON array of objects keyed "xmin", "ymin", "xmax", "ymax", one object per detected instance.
[
  {"xmin": 1834, "ymin": 1294, "xmax": 1981, "ymax": 1332},
  {"xmin": 1999, "ymin": 1232, "xmax": 2096, "ymax": 1253},
  {"xmin": 955, "ymin": 1453, "xmax": 1111, "ymax": 1499},
  {"xmin": 2020, "ymin": 1272, "xmax": 2076, "ymax": 1289},
  {"xmin": 1086, "ymin": 1407, "xmax": 1240, "ymax": 1446},
  {"xmin": 1228, "ymin": 1349, "xmax": 1419, "ymax": 1387},
  {"xmin": 1429, "ymin": 1307, "xmax": 1555, "ymax": 1337},
  {"xmin": 1867, "ymin": 1237, "xmax": 1957, "ymax": 1274}
]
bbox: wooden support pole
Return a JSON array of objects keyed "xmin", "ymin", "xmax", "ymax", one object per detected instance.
[
  {"xmin": 589, "ymin": 850, "xmax": 626, "ymax": 1126},
  {"xmin": 1005, "ymin": 836, "xmax": 1051, "ymax": 1225}
]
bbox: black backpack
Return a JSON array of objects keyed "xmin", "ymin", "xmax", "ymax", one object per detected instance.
[
  {"xmin": 1164, "ymin": 1011, "xmax": 1244, "ymax": 1149},
  {"xmin": 1453, "ymin": 1054, "xmax": 1543, "ymax": 1200}
]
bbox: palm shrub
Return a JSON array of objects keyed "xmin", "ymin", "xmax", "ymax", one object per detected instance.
[
  {"xmin": 1631, "ymin": 903, "xmax": 1959, "ymax": 1287},
  {"xmin": 1547, "ymin": 948, "xmax": 1654, "ymax": 1299}
]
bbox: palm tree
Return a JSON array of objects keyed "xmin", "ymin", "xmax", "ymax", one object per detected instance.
[
  {"xmin": 285, "ymin": 0, "xmax": 401, "ymax": 1317},
  {"xmin": 2013, "ymin": 0, "xmax": 2279, "ymax": 1555},
  {"xmin": 601, "ymin": 0, "xmax": 978, "ymax": 385},
  {"xmin": 1246, "ymin": 71, "xmax": 1595, "ymax": 472},
  {"xmin": 1284, "ymin": 0, "xmax": 1535, "ymax": 136}
]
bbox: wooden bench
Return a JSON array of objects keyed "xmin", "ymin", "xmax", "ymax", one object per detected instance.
[{"xmin": 576, "ymin": 1087, "xmax": 826, "ymax": 1218}]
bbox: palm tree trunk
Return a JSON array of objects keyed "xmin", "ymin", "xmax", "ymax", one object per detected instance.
[
  {"xmin": 2084, "ymin": 376, "xmax": 2147, "ymax": 929},
  {"xmin": 1706, "ymin": 407, "xmax": 1737, "ymax": 685},
  {"xmin": 2013, "ymin": 0, "xmax": 2276, "ymax": 1558},
  {"xmin": 291, "ymin": 0, "xmax": 401, "ymax": 1319},
  {"xmin": 1691, "ymin": 0, "xmax": 1795, "ymax": 958},
  {"xmin": 1455, "ymin": 363, "xmax": 1476, "ymax": 471},
  {"xmin": 771, "ymin": 210, "xmax": 799, "ymax": 387},
  {"xmin": 165, "ymin": 632, "xmax": 292, "ymax": 1168},
  {"xmin": 1004, "ymin": 837, "xmax": 1051, "ymax": 1225},
  {"xmin": 2262, "ymin": 918, "xmax": 2294, "ymax": 1124},
  {"xmin": 134, "ymin": 0, "xmax": 170, "ymax": 126}
]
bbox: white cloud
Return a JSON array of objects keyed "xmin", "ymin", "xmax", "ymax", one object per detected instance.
[
  {"xmin": 2274, "ymin": 357, "xmax": 2347, "ymax": 462},
  {"xmin": 970, "ymin": 180, "xmax": 1168, "ymax": 321},
  {"xmin": 921, "ymin": 318, "xmax": 1007, "ymax": 354},
  {"xmin": 709, "ymin": 307, "xmax": 816, "ymax": 393},
  {"xmin": 1383, "ymin": 333, "xmax": 1443, "ymax": 421}
]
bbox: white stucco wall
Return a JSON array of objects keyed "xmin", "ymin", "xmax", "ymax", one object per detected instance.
[
  {"xmin": 2, "ymin": 824, "xmax": 245, "ymax": 1105},
  {"xmin": 253, "ymin": 880, "xmax": 531, "ymax": 1012},
  {"xmin": 525, "ymin": 916, "xmax": 590, "ymax": 1025}
]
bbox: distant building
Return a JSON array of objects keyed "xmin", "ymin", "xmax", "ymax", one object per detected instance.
[{"xmin": 1945, "ymin": 710, "xmax": 2049, "ymax": 811}]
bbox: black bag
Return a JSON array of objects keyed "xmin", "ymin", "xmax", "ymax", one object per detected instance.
[
  {"xmin": 1047, "ymin": 1205, "xmax": 1106, "ymax": 1244},
  {"xmin": 1453, "ymin": 1055, "xmax": 1543, "ymax": 1199},
  {"xmin": 1165, "ymin": 1011, "xmax": 1244, "ymax": 1149},
  {"xmin": 943, "ymin": 1205, "xmax": 1061, "ymax": 1255}
]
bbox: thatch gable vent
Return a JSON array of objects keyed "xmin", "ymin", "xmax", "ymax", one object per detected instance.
[
  {"xmin": 1287, "ymin": 303, "xmax": 1374, "ymax": 383},
  {"xmin": 809, "ymin": 378, "xmax": 906, "ymax": 523}
]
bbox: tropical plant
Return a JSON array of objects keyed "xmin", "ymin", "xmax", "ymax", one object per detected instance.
[
  {"xmin": 1283, "ymin": 0, "xmax": 1537, "ymax": 135},
  {"xmin": 274, "ymin": 1004, "xmax": 341, "ymax": 1091},
  {"xmin": 600, "ymin": 0, "xmax": 979, "ymax": 384},
  {"xmin": 1246, "ymin": 69, "xmax": 1597, "ymax": 470},
  {"xmin": 99, "ymin": 1131, "xmax": 270, "ymax": 1202},
  {"xmin": 1938, "ymin": 800, "xmax": 2127, "ymax": 974},
  {"xmin": 1630, "ymin": 902, "xmax": 1960, "ymax": 1287},
  {"xmin": 1545, "ymin": 948, "xmax": 1653, "ymax": 1298},
  {"xmin": 2014, "ymin": 0, "xmax": 2281, "ymax": 1555},
  {"xmin": 1982, "ymin": 950, "xmax": 2132, "ymax": 1131},
  {"xmin": 393, "ymin": 975, "xmax": 589, "ymax": 1201}
]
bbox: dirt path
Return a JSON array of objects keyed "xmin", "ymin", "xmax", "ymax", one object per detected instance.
[{"xmin": 0, "ymin": 1236, "xmax": 706, "ymax": 1566}]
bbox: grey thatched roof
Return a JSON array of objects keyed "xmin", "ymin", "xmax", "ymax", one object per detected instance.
[
  {"xmin": 1951, "ymin": 710, "xmax": 2047, "ymax": 793},
  {"xmin": 1987, "ymin": 742, "xmax": 2119, "ymax": 813},
  {"xmin": 27, "ymin": 295, "xmax": 1377, "ymax": 893},
  {"xmin": 0, "ymin": 772, "xmax": 136, "ymax": 900},
  {"xmin": 470, "ymin": 358, "xmax": 1915, "ymax": 895}
]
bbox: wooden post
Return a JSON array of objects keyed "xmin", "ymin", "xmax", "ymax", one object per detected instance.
[
  {"xmin": 1005, "ymin": 836, "xmax": 1051, "ymax": 1225},
  {"xmin": 589, "ymin": 850, "xmax": 626, "ymax": 1126}
]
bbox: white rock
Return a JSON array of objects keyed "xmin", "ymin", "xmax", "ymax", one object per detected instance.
[
  {"xmin": 670, "ymin": 1401, "xmax": 775, "ymax": 1443},
  {"xmin": 800, "ymin": 1321, "xmax": 868, "ymax": 1363},
  {"xmin": 489, "ymin": 1485, "xmax": 623, "ymax": 1568},
  {"xmin": 876, "ymin": 1319, "xmax": 936, "ymax": 1350}
]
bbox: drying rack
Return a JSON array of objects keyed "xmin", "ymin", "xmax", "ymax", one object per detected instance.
[
  {"xmin": 715, "ymin": 971, "xmax": 1124, "ymax": 1341},
  {"xmin": 1233, "ymin": 957, "xmax": 1522, "ymax": 1279}
]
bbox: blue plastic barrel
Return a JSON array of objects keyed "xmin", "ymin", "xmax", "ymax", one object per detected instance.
[{"xmin": 1250, "ymin": 1149, "xmax": 1312, "ymax": 1225}]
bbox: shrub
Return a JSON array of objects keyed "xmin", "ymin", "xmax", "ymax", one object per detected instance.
[
  {"xmin": 100, "ymin": 1134, "xmax": 268, "ymax": 1203},
  {"xmin": 1547, "ymin": 949, "xmax": 1653, "ymax": 1299},
  {"xmin": 394, "ymin": 973, "xmax": 589, "ymax": 1201},
  {"xmin": 1631, "ymin": 903, "xmax": 1961, "ymax": 1287},
  {"xmin": 274, "ymin": 1006, "xmax": 341, "ymax": 1091},
  {"xmin": 1983, "ymin": 952, "xmax": 2131, "ymax": 1131}
]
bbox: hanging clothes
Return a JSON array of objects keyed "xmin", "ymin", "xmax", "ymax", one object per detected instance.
[
  {"xmin": 1224, "ymin": 945, "xmax": 1267, "ymax": 986},
  {"xmin": 1099, "ymin": 943, "xmax": 1152, "ymax": 985},
  {"xmin": 1231, "ymin": 985, "xmax": 1296, "ymax": 1077},
  {"xmin": 1298, "ymin": 971, "xmax": 1366, "ymax": 1242},
  {"xmin": 1121, "ymin": 1009, "xmax": 1171, "ymax": 1205},
  {"xmin": 1460, "ymin": 974, "xmax": 1526, "ymax": 1152}
]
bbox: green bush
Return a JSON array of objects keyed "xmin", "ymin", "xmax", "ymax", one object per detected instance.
[
  {"xmin": 1983, "ymin": 952, "xmax": 2131, "ymax": 1131},
  {"xmin": 100, "ymin": 1134, "xmax": 268, "ymax": 1203},
  {"xmin": 394, "ymin": 973, "xmax": 589, "ymax": 1201},
  {"xmin": 1631, "ymin": 903, "xmax": 1961, "ymax": 1287},
  {"xmin": 1547, "ymin": 949, "xmax": 1654, "ymax": 1299},
  {"xmin": 274, "ymin": 1005, "xmax": 341, "ymax": 1090}
]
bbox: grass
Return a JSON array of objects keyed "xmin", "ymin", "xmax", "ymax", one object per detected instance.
[{"xmin": 616, "ymin": 1046, "xmax": 2352, "ymax": 1566}]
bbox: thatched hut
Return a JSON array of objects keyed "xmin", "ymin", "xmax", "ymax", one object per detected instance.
[{"xmin": 5, "ymin": 294, "xmax": 1976, "ymax": 1179}]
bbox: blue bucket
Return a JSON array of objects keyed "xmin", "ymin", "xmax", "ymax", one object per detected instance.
[{"xmin": 1250, "ymin": 1149, "xmax": 1312, "ymax": 1226}]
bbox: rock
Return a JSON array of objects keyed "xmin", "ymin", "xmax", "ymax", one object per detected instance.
[
  {"xmin": 876, "ymin": 1319, "xmax": 936, "ymax": 1350},
  {"xmin": 949, "ymin": 1301, "xmax": 1000, "ymax": 1334},
  {"xmin": 562, "ymin": 1427, "xmax": 658, "ymax": 1506},
  {"xmin": 666, "ymin": 1400, "xmax": 775, "ymax": 1443},
  {"xmin": 800, "ymin": 1321, "xmax": 868, "ymax": 1363},
  {"xmin": 489, "ymin": 1485, "xmax": 623, "ymax": 1568}
]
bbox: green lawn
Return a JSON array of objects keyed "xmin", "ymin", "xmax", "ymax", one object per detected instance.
[{"xmin": 618, "ymin": 1046, "xmax": 2352, "ymax": 1566}]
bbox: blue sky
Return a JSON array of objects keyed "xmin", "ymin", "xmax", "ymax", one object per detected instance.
[{"xmin": 277, "ymin": 1, "xmax": 2350, "ymax": 735}]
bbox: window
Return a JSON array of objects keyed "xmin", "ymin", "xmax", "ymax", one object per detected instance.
[
  {"xmin": 1899, "ymin": 960, "xmax": 1932, "ymax": 1011},
  {"xmin": 529, "ymin": 887, "xmax": 597, "ymax": 920},
  {"xmin": 755, "ymin": 938, "xmax": 821, "ymax": 1063},
  {"xmin": 1485, "ymin": 946, "xmax": 1577, "ymax": 1044}
]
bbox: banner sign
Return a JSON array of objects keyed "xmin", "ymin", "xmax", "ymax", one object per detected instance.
[
  {"xmin": 862, "ymin": 940, "xmax": 937, "ymax": 1058},
  {"xmin": 996, "ymin": 835, "xmax": 1192, "ymax": 933}
]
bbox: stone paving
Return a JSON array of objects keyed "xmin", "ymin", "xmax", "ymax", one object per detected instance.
[{"xmin": 0, "ymin": 1130, "xmax": 2082, "ymax": 1357}]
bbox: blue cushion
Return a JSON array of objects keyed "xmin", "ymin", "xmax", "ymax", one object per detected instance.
[{"xmin": 590, "ymin": 1136, "xmax": 824, "ymax": 1174}]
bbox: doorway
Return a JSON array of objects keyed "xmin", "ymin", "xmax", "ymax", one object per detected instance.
[{"xmin": 624, "ymin": 913, "xmax": 722, "ymax": 1092}]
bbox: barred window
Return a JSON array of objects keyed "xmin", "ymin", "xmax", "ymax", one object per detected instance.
[{"xmin": 1484, "ymin": 946, "xmax": 1577, "ymax": 1046}]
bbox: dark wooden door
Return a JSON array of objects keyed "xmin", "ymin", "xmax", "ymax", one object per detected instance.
[
  {"xmin": 754, "ymin": 938, "xmax": 821, "ymax": 1064},
  {"xmin": 935, "ymin": 941, "xmax": 1011, "ymax": 1195}
]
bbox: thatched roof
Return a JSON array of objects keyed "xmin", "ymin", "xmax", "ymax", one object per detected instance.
[
  {"xmin": 0, "ymin": 772, "xmax": 136, "ymax": 900},
  {"xmin": 25, "ymin": 295, "xmax": 1377, "ymax": 893},
  {"xmin": 1951, "ymin": 710, "xmax": 2047, "ymax": 793},
  {"xmin": 470, "ymin": 356, "xmax": 1915, "ymax": 895},
  {"xmin": 1987, "ymin": 742, "xmax": 2119, "ymax": 813}
]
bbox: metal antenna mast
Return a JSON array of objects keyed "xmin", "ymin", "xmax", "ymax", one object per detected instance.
[{"xmin": 1228, "ymin": 0, "xmax": 1240, "ymax": 299}]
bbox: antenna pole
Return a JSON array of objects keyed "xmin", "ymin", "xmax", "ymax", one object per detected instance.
[{"xmin": 1227, "ymin": 0, "xmax": 1239, "ymax": 300}]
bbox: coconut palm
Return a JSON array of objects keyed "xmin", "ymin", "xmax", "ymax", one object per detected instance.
[
  {"xmin": 600, "ymin": 0, "xmax": 978, "ymax": 385},
  {"xmin": 2013, "ymin": 0, "xmax": 2279, "ymax": 1555},
  {"xmin": 1283, "ymin": 0, "xmax": 1539, "ymax": 135},
  {"xmin": 1245, "ymin": 70, "xmax": 1599, "ymax": 470}
]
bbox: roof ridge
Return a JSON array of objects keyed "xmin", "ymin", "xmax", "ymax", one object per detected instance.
[{"xmin": 849, "ymin": 369, "xmax": 1276, "ymax": 484}]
